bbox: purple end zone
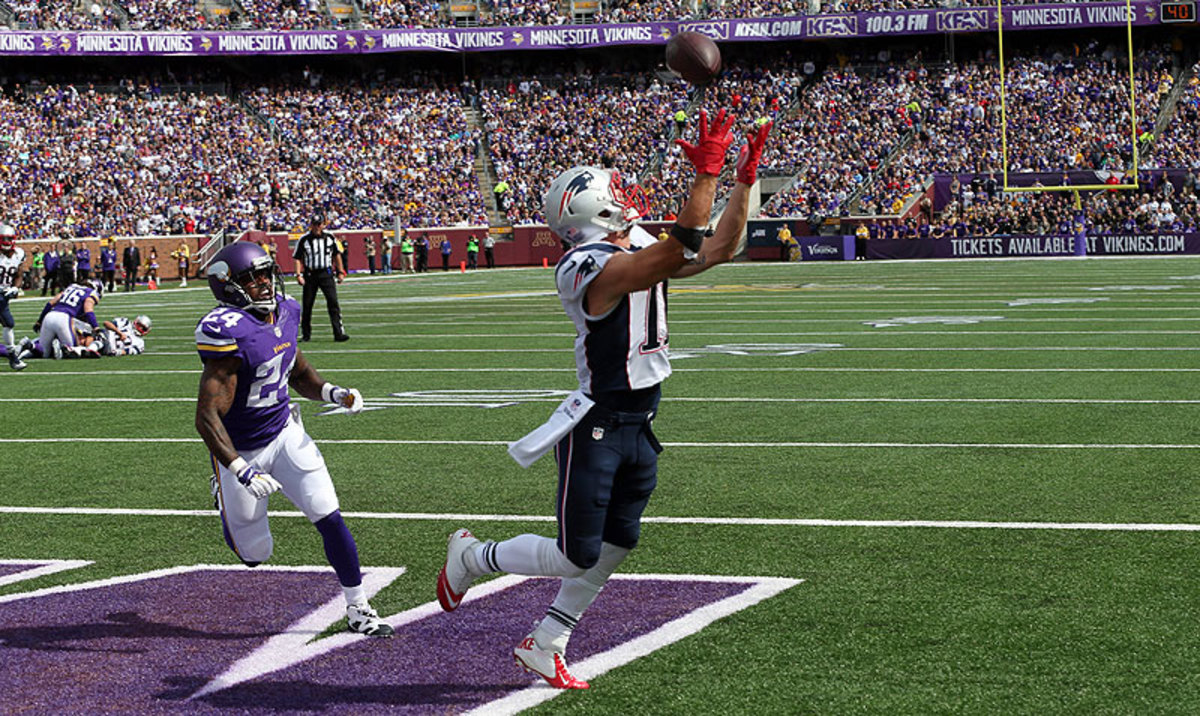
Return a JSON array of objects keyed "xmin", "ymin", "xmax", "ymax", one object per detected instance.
[
  {"xmin": 0, "ymin": 570, "xmax": 342, "ymax": 714},
  {"xmin": 0, "ymin": 570, "xmax": 752, "ymax": 714}
]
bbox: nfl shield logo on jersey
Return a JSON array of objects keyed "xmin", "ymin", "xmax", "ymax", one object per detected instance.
[{"xmin": 592, "ymin": 427, "xmax": 604, "ymax": 440}]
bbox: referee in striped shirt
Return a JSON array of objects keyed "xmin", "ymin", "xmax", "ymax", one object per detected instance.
[{"xmin": 293, "ymin": 214, "xmax": 349, "ymax": 342}]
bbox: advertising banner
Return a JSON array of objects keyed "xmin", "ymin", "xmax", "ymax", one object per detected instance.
[
  {"xmin": 0, "ymin": 2, "xmax": 1158, "ymax": 56},
  {"xmin": 865, "ymin": 233, "xmax": 1200, "ymax": 260}
]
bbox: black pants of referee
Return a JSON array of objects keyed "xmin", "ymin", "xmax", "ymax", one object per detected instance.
[{"xmin": 301, "ymin": 269, "xmax": 347, "ymax": 340}]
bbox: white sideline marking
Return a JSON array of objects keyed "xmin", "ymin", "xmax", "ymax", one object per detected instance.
[
  {"xmin": 0, "ymin": 559, "xmax": 93, "ymax": 587},
  {"xmin": 0, "ymin": 505, "xmax": 1197, "ymax": 532},
  {"xmin": 464, "ymin": 574, "xmax": 802, "ymax": 716},
  {"xmin": 8, "ymin": 396, "xmax": 1200, "ymax": 406}
]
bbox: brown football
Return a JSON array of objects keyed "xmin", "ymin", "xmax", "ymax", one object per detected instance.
[{"xmin": 665, "ymin": 31, "xmax": 722, "ymax": 87}]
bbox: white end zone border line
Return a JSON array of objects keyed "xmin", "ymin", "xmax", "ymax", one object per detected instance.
[
  {"xmin": 465, "ymin": 573, "xmax": 803, "ymax": 716},
  {"xmin": 0, "ymin": 558, "xmax": 93, "ymax": 587}
]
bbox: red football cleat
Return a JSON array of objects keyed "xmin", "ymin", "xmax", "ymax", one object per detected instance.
[
  {"xmin": 436, "ymin": 528, "xmax": 480, "ymax": 612},
  {"xmin": 513, "ymin": 635, "xmax": 590, "ymax": 690}
]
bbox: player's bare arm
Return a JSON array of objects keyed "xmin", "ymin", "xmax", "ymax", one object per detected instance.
[
  {"xmin": 195, "ymin": 354, "xmax": 242, "ymax": 468},
  {"xmin": 290, "ymin": 349, "xmax": 365, "ymax": 412},
  {"xmin": 288, "ymin": 351, "xmax": 326, "ymax": 402}
]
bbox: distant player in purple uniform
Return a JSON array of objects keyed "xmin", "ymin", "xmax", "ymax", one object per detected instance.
[
  {"xmin": 436, "ymin": 110, "xmax": 772, "ymax": 689},
  {"xmin": 15, "ymin": 278, "xmax": 104, "ymax": 362},
  {"xmin": 194, "ymin": 241, "xmax": 393, "ymax": 638}
]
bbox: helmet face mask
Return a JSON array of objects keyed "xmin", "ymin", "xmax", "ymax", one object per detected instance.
[
  {"xmin": 543, "ymin": 166, "xmax": 649, "ymax": 246},
  {"xmin": 89, "ymin": 278, "xmax": 104, "ymax": 300},
  {"xmin": 205, "ymin": 242, "xmax": 281, "ymax": 314},
  {"xmin": 0, "ymin": 224, "xmax": 14, "ymax": 252}
]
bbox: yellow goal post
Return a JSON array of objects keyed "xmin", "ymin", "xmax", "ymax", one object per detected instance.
[{"xmin": 996, "ymin": 0, "xmax": 1140, "ymax": 192}]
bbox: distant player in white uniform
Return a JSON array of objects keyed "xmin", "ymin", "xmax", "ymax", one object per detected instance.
[
  {"xmin": 436, "ymin": 110, "xmax": 773, "ymax": 689},
  {"xmin": 98, "ymin": 315, "xmax": 152, "ymax": 356},
  {"xmin": 0, "ymin": 224, "xmax": 27, "ymax": 370}
]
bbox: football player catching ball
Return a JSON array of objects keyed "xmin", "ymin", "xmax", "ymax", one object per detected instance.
[{"xmin": 436, "ymin": 109, "xmax": 772, "ymax": 688}]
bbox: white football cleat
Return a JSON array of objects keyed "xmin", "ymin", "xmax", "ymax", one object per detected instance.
[
  {"xmin": 49, "ymin": 338, "xmax": 63, "ymax": 360},
  {"xmin": 513, "ymin": 633, "xmax": 589, "ymax": 689},
  {"xmin": 7, "ymin": 350, "xmax": 25, "ymax": 371},
  {"xmin": 436, "ymin": 528, "xmax": 480, "ymax": 612},
  {"xmin": 346, "ymin": 603, "xmax": 394, "ymax": 638}
]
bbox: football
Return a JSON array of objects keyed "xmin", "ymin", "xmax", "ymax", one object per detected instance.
[{"xmin": 665, "ymin": 31, "xmax": 722, "ymax": 87}]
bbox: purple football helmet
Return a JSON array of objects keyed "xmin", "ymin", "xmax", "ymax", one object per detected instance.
[{"xmin": 205, "ymin": 241, "xmax": 280, "ymax": 313}]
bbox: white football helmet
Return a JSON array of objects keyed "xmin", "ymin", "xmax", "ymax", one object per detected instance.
[
  {"xmin": 543, "ymin": 166, "xmax": 649, "ymax": 246},
  {"xmin": 133, "ymin": 315, "xmax": 152, "ymax": 335}
]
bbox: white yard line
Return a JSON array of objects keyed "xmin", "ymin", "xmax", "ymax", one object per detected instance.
[
  {"xmin": 9, "ymin": 367, "xmax": 1200, "ymax": 376},
  {"xmin": 5, "ymin": 397, "xmax": 1200, "ymax": 405},
  {"xmin": 2, "ymin": 438, "xmax": 1200, "ymax": 449},
  {"xmin": 101, "ymin": 346, "xmax": 1200, "ymax": 357},
  {"xmin": 0, "ymin": 505, "xmax": 1195, "ymax": 532}
]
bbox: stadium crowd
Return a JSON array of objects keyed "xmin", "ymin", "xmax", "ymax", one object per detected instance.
[
  {"xmin": 478, "ymin": 72, "xmax": 686, "ymax": 224},
  {"xmin": 761, "ymin": 43, "xmax": 1179, "ymax": 224},
  {"xmin": 0, "ymin": 42, "xmax": 1194, "ymax": 245},
  {"xmin": 0, "ymin": 79, "xmax": 362, "ymax": 239},
  {"xmin": 243, "ymin": 73, "xmax": 487, "ymax": 228}
]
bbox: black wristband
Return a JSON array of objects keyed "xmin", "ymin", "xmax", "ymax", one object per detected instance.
[{"xmin": 671, "ymin": 224, "xmax": 707, "ymax": 253}]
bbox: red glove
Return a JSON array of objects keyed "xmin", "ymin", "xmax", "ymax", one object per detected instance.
[
  {"xmin": 675, "ymin": 109, "xmax": 735, "ymax": 177},
  {"xmin": 735, "ymin": 120, "xmax": 773, "ymax": 185}
]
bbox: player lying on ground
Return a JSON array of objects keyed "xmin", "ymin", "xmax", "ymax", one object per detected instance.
[
  {"xmin": 9, "ymin": 314, "xmax": 154, "ymax": 362},
  {"xmin": 194, "ymin": 241, "xmax": 393, "ymax": 638},
  {"xmin": 436, "ymin": 109, "xmax": 772, "ymax": 689}
]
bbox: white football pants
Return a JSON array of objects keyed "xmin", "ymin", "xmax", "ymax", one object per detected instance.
[
  {"xmin": 213, "ymin": 415, "xmax": 340, "ymax": 564},
  {"xmin": 39, "ymin": 311, "xmax": 78, "ymax": 355}
]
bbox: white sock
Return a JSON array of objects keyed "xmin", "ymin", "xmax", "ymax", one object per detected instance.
[
  {"xmin": 482, "ymin": 534, "xmax": 585, "ymax": 578},
  {"xmin": 2, "ymin": 327, "xmax": 12, "ymax": 348},
  {"xmin": 534, "ymin": 542, "xmax": 630, "ymax": 652},
  {"xmin": 343, "ymin": 584, "xmax": 367, "ymax": 607}
]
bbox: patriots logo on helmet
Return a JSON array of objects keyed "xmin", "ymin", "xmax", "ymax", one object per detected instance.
[{"xmin": 558, "ymin": 171, "xmax": 595, "ymax": 219}]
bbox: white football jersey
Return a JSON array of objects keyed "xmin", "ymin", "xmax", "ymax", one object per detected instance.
[
  {"xmin": 107, "ymin": 316, "xmax": 146, "ymax": 356},
  {"xmin": 0, "ymin": 248, "xmax": 25, "ymax": 290},
  {"xmin": 555, "ymin": 225, "xmax": 671, "ymax": 395}
]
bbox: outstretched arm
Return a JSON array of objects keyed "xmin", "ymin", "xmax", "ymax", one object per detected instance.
[
  {"xmin": 674, "ymin": 120, "xmax": 773, "ymax": 279},
  {"xmin": 585, "ymin": 109, "xmax": 735, "ymax": 315}
]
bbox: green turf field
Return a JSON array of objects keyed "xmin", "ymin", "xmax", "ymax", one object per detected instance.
[{"xmin": 3, "ymin": 257, "xmax": 1199, "ymax": 713}]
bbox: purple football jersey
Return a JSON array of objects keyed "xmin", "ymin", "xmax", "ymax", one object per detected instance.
[
  {"xmin": 51, "ymin": 284, "xmax": 97, "ymax": 318},
  {"xmin": 195, "ymin": 297, "xmax": 300, "ymax": 450}
]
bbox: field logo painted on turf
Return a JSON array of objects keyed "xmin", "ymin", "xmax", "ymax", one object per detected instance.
[
  {"xmin": 0, "ymin": 563, "xmax": 800, "ymax": 714},
  {"xmin": 1087, "ymin": 285, "xmax": 1183, "ymax": 291},
  {"xmin": 864, "ymin": 316, "xmax": 1006, "ymax": 328},
  {"xmin": 669, "ymin": 343, "xmax": 842, "ymax": 359},
  {"xmin": 1006, "ymin": 298, "xmax": 1110, "ymax": 306}
]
